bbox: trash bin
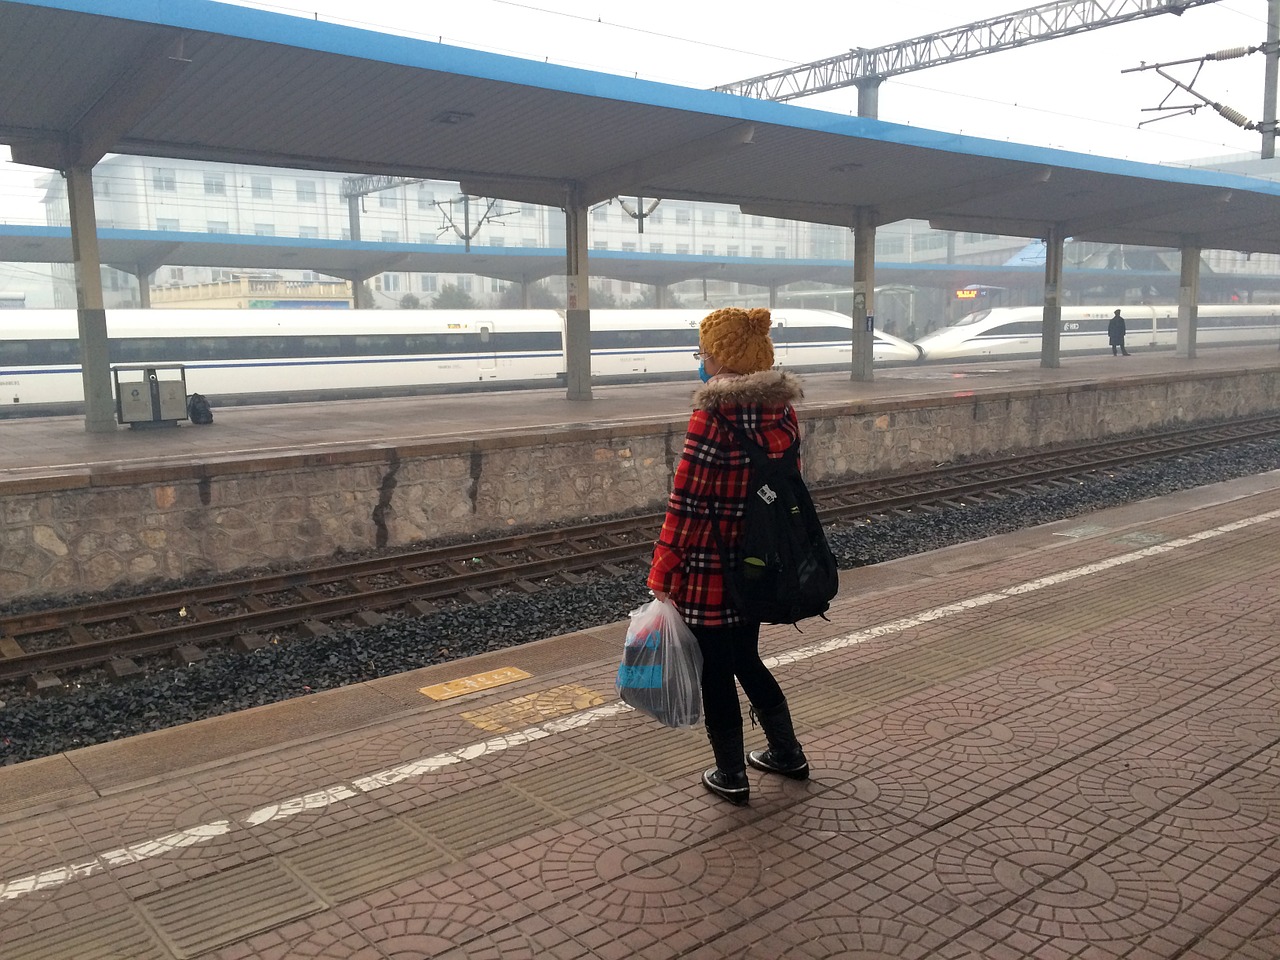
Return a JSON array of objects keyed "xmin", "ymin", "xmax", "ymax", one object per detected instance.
[{"xmin": 112, "ymin": 364, "xmax": 188, "ymax": 428}]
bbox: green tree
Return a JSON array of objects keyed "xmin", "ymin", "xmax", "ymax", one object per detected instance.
[
  {"xmin": 431, "ymin": 283, "xmax": 478, "ymax": 309},
  {"xmin": 399, "ymin": 293, "xmax": 422, "ymax": 309},
  {"xmin": 496, "ymin": 282, "xmax": 564, "ymax": 309}
]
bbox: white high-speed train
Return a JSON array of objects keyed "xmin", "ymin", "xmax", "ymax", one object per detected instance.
[
  {"xmin": 914, "ymin": 303, "xmax": 1280, "ymax": 361},
  {"xmin": 0, "ymin": 308, "xmax": 920, "ymax": 416}
]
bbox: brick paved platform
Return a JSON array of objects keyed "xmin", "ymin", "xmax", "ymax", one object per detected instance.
[{"xmin": 1, "ymin": 471, "xmax": 1278, "ymax": 958}]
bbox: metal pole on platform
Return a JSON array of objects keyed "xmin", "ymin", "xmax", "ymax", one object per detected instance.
[
  {"xmin": 66, "ymin": 166, "xmax": 116, "ymax": 433},
  {"xmin": 1041, "ymin": 225, "xmax": 1064, "ymax": 369},
  {"xmin": 564, "ymin": 184, "xmax": 592, "ymax": 400},
  {"xmin": 1177, "ymin": 242, "xmax": 1201, "ymax": 359},
  {"xmin": 851, "ymin": 206, "xmax": 876, "ymax": 382}
]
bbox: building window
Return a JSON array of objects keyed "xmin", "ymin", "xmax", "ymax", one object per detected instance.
[
  {"xmin": 751, "ymin": 216, "xmax": 764, "ymax": 228},
  {"xmin": 459, "ymin": 276, "xmax": 472, "ymax": 292},
  {"xmin": 207, "ymin": 221, "xmax": 229, "ymax": 234},
  {"xmin": 379, "ymin": 193, "xmax": 398, "ymax": 209},
  {"xmin": 251, "ymin": 176, "xmax": 272, "ymax": 199},
  {"xmin": 167, "ymin": 267, "xmax": 184, "ymax": 283},
  {"xmin": 93, "ymin": 179, "xmax": 110, "ymax": 198},
  {"xmin": 298, "ymin": 225, "xmax": 319, "ymax": 239},
  {"xmin": 296, "ymin": 180, "xmax": 317, "ymax": 202},
  {"xmin": 702, "ymin": 246, "xmax": 715, "ymax": 256},
  {"xmin": 490, "ymin": 278, "xmax": 503, "ymax": 292},
  {"xmin": 522, "ymin": 204, "xmax": 535, "ymax": 217},
  {"xmin": 384, "ymin": 274, "xmax": 401, "ymax": 291},
  {"xmin": 490, "ymin": 237, "xmax": 505, "ymax": 247},
  {"xmin": 155, "ymin": 218, "xmax": 179, "ymax": 232},
  {"xmin": 751, "ymin": 245, "xmax": 763, "ymax": 258},
  {"xmin": 775, "ymin": 246, "xmax": 787, "ymax": 258},
  {"xmin": 649, "ymin": 243, "xmax": 663, "ymax": 254},
  {"xmin": 381, "ymin": 230, "xmax": 398, "ymax": 242},
  {"xmin": 254, "ymin": 223, "xmax": 275, "ymax": 236},
  {"xmin": 727, "ymin": 211, "xmax": 740, "ymax": 226},
  {"xmin": 593, "ymin": 205, "xmax": 608, "ymax": 222},
  {"xmin": 648, "ymin": 208, "xmax": 663, "ymax": 224},
  {"xmin": 727, "ymin": 245, "xmax": 739, "ymax": 257},
  {"xmin": 675, "ymin": 208, "xmax": 691, "ymax": 224},
  {"xmin": 417, "ymin": 187, "xmax": 434, "ymax": 210},
  {"xmin": 702, "ymin": 210, "xmax": 716, "ymax": 226},
  {"xmin": 420, "ymin": 274, "xmax": 438, "ymax": 292},
  {"xmin": 594, "ymin": 241, "xmax": 608, "ymax": 251},
  {"xmin": 621, "ymin": 242, "xmax": 636, "ymax": 253},
  {"xmin": 203, "ymin": 173, "xmax": 225, "ymax": 195},
  {"xmin": 676, "ymin": 244, "xmax": 690, "ymax": 255},
  {"xmin": 152, "ymin": 168, "xmax": 176, "ymax": 192}
]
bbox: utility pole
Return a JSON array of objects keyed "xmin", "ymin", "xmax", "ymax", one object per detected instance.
[{"xmin": 1264, "ymin": 0, "xmax": 1279, "ymax": 158}]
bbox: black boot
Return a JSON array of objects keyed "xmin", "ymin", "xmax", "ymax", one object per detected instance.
[
  {"xmin": 747, "ymin": 701, "xmax": 809, "ymax": 780},
  {"xmin": 702, "ymin": 724, "xmax": 749, "ymax": 805}
]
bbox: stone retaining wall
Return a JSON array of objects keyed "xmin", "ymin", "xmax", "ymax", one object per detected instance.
[{"xmin": 2, "ymin": 366, "xmax": 1276, "ymax": 603}]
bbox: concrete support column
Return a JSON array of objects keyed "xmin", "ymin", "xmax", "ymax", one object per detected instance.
[
  {"xmin": 851, "ymin": 207, "xmax": 876, "ymax": 382},
  {"xmin": 66, "ymin": 165, "xmax": 115, "ymax": 433},
  {"xmin": 1041, "ymin": 224, "xmax": 1065, "ymax": 369},
  {"xmin": 1177, "ymin": 244, "xmax": 1201, "ymax": 359},
  {"xmin": 564, "ymin": 185, "xmax": 592, "ymax": 400},
  {"xmin": 353, "ymin": 275, "xmax": 374, "ymax": 308},
  {"xmin": 133, "ymin": 265, "xmax": 152, "ymax": 308},
  {"xmin": 855, "ymin": 78, "xmax": 881, "ymax": 119},
  {"xmin": 655, "ymin": 284, "xmax": 669, "ymax": 308},
  {"xmin": 768, "ymin": 283, "xmax": 778, "ymax": 309}
]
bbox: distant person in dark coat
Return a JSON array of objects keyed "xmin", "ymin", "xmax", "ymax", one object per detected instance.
[{"xmin": 1108, "ymin": 309, "xmax": 1130, "ymax": 356}]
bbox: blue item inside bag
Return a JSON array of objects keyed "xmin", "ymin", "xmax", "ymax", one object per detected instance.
[{"xmin": 616, "ymin": 599, "xmax": 703, "ymax": 728}]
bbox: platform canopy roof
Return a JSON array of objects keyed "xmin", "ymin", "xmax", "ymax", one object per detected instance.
[
  {"xmin": 4, "ymin": 0, "xmax": 1280, "ymax": 255},
  {"xmin": 0, "ymin": 226, "xmax": 1196, "ymax": 297}
]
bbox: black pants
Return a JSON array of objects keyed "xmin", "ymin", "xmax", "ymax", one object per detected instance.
[{"xmin": 690, "ymin": 621, "xmax": 785, "ymax": 731}]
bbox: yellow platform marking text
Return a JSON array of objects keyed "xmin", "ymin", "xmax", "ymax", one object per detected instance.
[{"xmin": 419, "ymin": 666, "xmax": 532, "ymax": 701}]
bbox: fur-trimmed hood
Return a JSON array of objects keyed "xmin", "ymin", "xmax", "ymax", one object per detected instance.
[{"xmin": 691, "ymin": 369, "xmax": 804, "ymax": 411}]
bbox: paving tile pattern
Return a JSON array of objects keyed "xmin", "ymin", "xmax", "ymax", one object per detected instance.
[{"xmin": 0, "ymin": 485, "xmax": 1277, "ymax": 958}]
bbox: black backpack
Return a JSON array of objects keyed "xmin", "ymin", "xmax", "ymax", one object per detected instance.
[
  {"xmin": 710, "ymin": 412, "xmax": 839, "ymax": 625},
  {"xmin": 187, "ymin": 393, "xmax": 214, "ymax": 425}
]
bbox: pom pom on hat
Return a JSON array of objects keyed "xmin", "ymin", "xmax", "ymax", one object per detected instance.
[{"xmin": 699, "ymin": 307, "xmax": 774, "ymax": 374}]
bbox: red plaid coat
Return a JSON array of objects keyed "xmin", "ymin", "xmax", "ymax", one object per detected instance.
[{"xmin": 647, "ymin": 370, "xmax": 805, "ymax": 626}]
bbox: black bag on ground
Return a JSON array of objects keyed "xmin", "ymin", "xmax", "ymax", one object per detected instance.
[
  {"xmin": 187, "ymin": 393, "xmax": 214, "ymax": 425},
  {"xmin": 711, "ymin": 412, "xmax": 838, "ymax": 625}
]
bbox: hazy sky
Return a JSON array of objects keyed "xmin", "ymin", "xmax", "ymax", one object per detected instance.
[{"xmin": 0, "ymin": 0, "xmax": 1275, "ymax": 227}]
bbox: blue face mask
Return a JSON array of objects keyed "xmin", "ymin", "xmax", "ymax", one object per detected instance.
[{"xmin": 697, "ymin": 360, "xmax": 711, "ymax": 383}]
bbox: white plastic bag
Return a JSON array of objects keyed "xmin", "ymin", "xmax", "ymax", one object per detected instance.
[{"xmin": 615, "ymin": 598, "xmax": 704, "ymax": 728}]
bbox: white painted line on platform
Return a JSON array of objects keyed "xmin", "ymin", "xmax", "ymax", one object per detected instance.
[{"xmin": 2, "ymin": 506, "xmax": 1277, "ymax": 903}]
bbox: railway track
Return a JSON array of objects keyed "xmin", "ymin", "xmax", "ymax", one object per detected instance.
[{"xmin": 5, "ymin": 414, "xmax": 1280, "ymax": 685}]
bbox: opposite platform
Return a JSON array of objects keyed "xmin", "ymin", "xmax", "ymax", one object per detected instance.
[
  {"xmin": 3, "ymin": 346, "xmax": 1278, "ymax": 476},
  {"xmin": 1, "ymin": 468, "xmax": 1277, "ymax": 958}
]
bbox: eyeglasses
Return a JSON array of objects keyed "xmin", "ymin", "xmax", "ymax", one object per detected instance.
[{"xmin": 692, "ymin": 351, "xmax": 705, "ymax": 360}]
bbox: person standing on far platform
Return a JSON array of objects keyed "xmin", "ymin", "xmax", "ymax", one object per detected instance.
[
  {"xmin": 1109, "ymin": 309, "xmax": 1130, "ymax": 356},
  {"xmin": 648, "ymin": 307, "xmax": 809, "ymax": 806}
]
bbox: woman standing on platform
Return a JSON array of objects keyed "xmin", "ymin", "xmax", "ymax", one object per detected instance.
[{"xmin": 647, "ymin": 307, "xmax": 809, "ymax": 806}]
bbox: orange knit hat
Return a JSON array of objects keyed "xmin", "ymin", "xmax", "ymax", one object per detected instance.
[{"xmin": 699, "ymin": 307, "xmax": 774, "ymax": 374}]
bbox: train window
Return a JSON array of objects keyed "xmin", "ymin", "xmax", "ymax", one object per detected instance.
[
  {"xmin": 952, "ymin": 310, "xmax": 991, "ymax": 327},
  {"xmin": 988, "ymin": 321, "xmax": 1041, "ymax": 337},
  {"xmin": 782, "ymin": 325, "xmax": 847, "ymax": 344},
  {"xmin": 354, "ymin": 335, "xmax": 394, "ymax": 354}
]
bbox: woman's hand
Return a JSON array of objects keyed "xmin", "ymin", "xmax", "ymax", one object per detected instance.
[{"xmin": 652, "ymin": 589, "xmax": 670, "ymax": 604}]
